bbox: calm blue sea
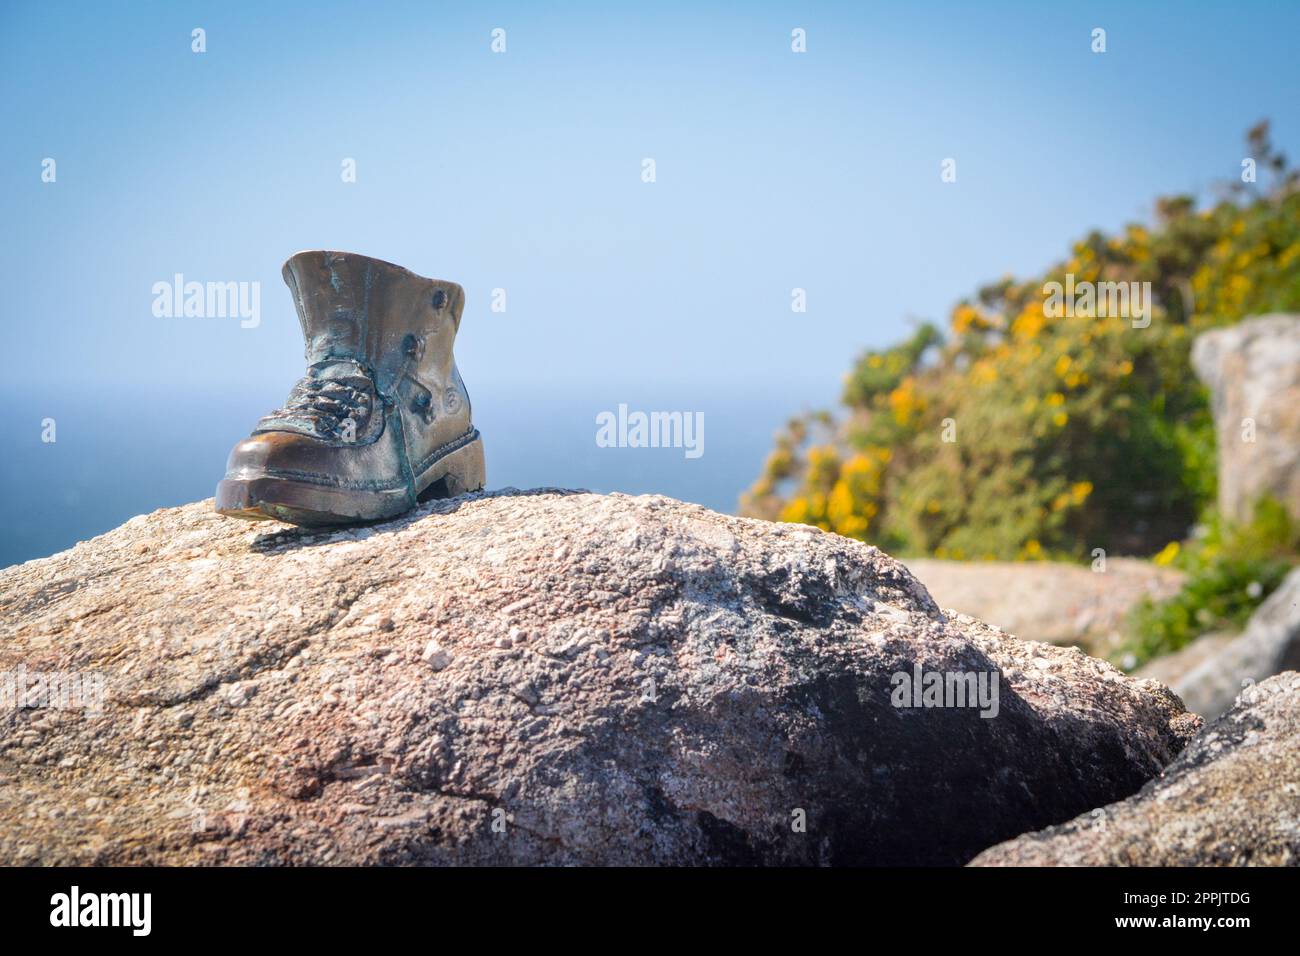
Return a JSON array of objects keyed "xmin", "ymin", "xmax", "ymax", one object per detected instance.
[{"xmin": 0, "ymin": 383, "xmax": 835, "ymax": 568}]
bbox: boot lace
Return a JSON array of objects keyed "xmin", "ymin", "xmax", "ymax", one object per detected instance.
[{"xmin": 257, "ymin": 361, "xmax": 376, "ymax": 441}]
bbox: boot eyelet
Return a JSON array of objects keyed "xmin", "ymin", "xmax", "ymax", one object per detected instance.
[
  {"xmin": 431, "ymin": 290, "xmax": 448, "ymax": 311},
  {"xmin": 412, "ymin": 390, "xmax": 435, "ymax": 422}
]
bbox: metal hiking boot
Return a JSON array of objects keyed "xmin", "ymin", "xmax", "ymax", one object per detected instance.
[{"xmin": 215, "ymin": 251, "xmax": 485, "ymax": 526}]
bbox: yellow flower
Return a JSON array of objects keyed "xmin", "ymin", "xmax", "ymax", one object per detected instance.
[
  {"xmin": 1153, "ymin": 541, "xmax": 1181, "ymax": 566},
  {"xmin": 1051, "ymin": 481, "xmax": 1092, "ymax": 513},
  {"xmin": 951, "ymin": 303, "xmax": 982, "ymax": 335},
  {"xmin": 780, "ymin": 497, "xmax": 811, "ymax": 525},
  {"xmin": 842, "ymin": 452, "xmax": 876, "ymax": 476},
  {"xmin": 888, "ymin": 376, "xmax": 922, "ymax": 425},
  {"xmin": 838, "ymin": 516, "xmax": 869, "ymax": 538},
  {"xmin": 1011, "ymin": 303, "xmax": 1045, "ymax": 340},
  {"xmin": 970, "ymin": 359, "xmax": 998, "ymax": 385},
  {"xmin": 827, "ymin": 480, "xmax": 855, "ymax": 526},
  {"xmin": 1052, "ymin": 411, "xmax": 1068, "ymax": 427}
]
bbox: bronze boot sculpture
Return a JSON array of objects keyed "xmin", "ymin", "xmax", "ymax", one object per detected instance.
[{"xmin": 215, "ymin": 251, "xmax": 485, "ymax": 526}]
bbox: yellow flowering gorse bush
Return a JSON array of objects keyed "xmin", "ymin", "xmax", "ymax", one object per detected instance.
[{"xmin": 742, "ymin": 124, "xmax": 1300, "ymax": 560}]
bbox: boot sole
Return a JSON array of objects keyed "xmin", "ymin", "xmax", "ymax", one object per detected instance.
[{"xmin": 215, "ymin": 433, "xmax": 486, "ymax": 527}]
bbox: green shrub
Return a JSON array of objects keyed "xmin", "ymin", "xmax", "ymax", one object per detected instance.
[{"xmin": 1118, "ymin": 498, "xmax": 1299, "ymax": 668}]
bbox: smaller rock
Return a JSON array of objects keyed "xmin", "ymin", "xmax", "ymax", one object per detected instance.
[
  {"xmin": 903, "ymin": 556, "xmax": 1183, "ymax": 655},
  {"xmin": 226, "ymin": 682, "xmax": 257, "ymax": 707},
  {"xmin": 970, "ymin": 672, "xmax": 1300, "ymax": 866},
  {"xmin": 1192, "ymin": 313, "xmax": 1300, "ymax": 524},
  {"xmin": 421, "ymin": 641, "xmax": 452, "ymax": 671},
  {"xmin": 1134, "ymin": 631, "xmax": 1235, "ymax": 690}
]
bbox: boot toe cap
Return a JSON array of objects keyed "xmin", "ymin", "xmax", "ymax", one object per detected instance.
[
  {"xmin": 223, "ymin": 431, "xmax": 320, "ymax": 479},
  {"xmin": 220, "ymin": 428, "xmax": 408, "ymax": 494}
]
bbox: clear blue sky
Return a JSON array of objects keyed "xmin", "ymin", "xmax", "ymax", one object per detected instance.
[{"xmin": 2, "ymin": 0, "xmax": 1298, "ymax": 395}]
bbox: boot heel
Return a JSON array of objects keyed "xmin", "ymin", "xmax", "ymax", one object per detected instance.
[{"xmin": 417, "ymin": 435, "xmax": 486, "ymax": 501}]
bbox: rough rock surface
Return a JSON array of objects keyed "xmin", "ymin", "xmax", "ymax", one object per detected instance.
[
  {"xmin": 1151, "ymin": 567, "xmax": 1300, "ymax": 720},
  {"xmin": 970, "ymin": 672, "xmax": 1300, "ymax": 866},
  {"xmin": 903, "ymin": 558, "xmax": 1183, "ymax": 655},
  {"xmin": 1192, "ymin": 313, "xmax": 1300, "ymax": 524},
  {"xmin": 0, "ymin": 491, "xmax": 1200, "ymax": 866}
]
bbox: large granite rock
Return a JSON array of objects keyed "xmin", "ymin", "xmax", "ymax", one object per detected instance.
[
  {"xmin": 1192, "ymin": 313, "xmax": 1300, "ymax": 524},
  {"xmin": 970, "ymin": 672, "xmax": 1300, "ymax": 866},
  {"xmin": 0, "ymin": 491, "xmax": 1199, "ymax": 865},
  {"xmin": 1144, "ymin": 566, "xmax": 1300, "ymax": 720}
]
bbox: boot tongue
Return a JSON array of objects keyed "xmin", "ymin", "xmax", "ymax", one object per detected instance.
[
  {"xmin": 310, "ymin": 358, "xmax": 373, "ymax": 389},
  {"xmin": 254, "ymin": 360, "xmax": 379, "ymax": 443}
]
